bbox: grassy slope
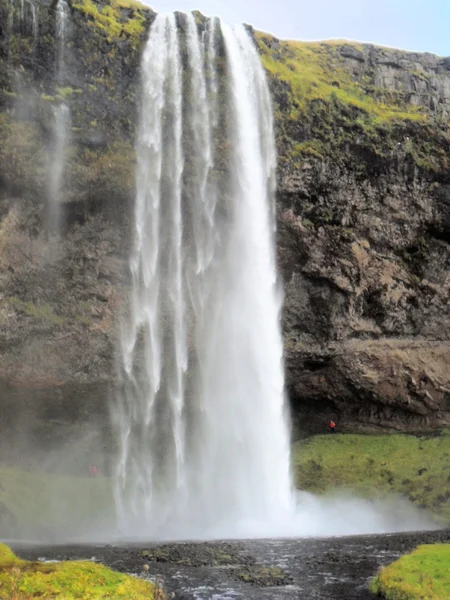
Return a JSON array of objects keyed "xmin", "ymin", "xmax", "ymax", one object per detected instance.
[
  {"xmin": 293, "ymin": 432, "xmax": 450, "ymax": 522},
  {"xmin": 370, "ymin": 544, "xmax": 450, "ymax": 599},
  {"xmin": 0, "ymin": 543, "xmax": 161, "ymax": 599}
]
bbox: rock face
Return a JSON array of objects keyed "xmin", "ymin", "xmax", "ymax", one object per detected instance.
[
  {"xmin": 0, "ymin": 0, "xmax": 154, "ymax": 465},
  {"xmin": 258, "ymin": 35, "xmax": 450, "ymax": 433},
  {"xmin": 0, "ymin": 0, "xmax": 449, "ymax": 460}
]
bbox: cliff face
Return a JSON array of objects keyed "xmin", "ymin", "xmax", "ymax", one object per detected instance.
[
  {"xmin": 0, "ymin": 0, "xmax": 154, "ymax": 463},
  {"xmin": 0, "ymin": 0, "xmax": 449, "ymax": 460},
  {"xmin": 258, "ymin": 35, "xmax": 450, "ymax": 432}
]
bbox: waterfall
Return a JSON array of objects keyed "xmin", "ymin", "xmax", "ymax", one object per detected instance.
[
  {"xmin": 56, "ymin": 0, "xmax": 69, "ymax": 80},
  {"xmin": 7, "ymin": 0, "xmax": 38, "ymax": 43},
  {"xmin": 47, "ymin": 0, "xmax": 71, "ymax": 240},
  {"xmin": 47, "ymin": 104, "xmax": 70, "ymax": 236},
  {"xmin": 114, "ymin": 12, "xmax": 293, "ymax": 540}
]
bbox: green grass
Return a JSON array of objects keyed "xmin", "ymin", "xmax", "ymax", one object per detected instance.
[
  {"xmin": 256, "ymin": 33, "xmax": 426, "ymax": 123},
  {"xmin": 293, "ymin": 432, "xmax": 450, "ymax": 522},
  {"xmin": 0, "ymin": 468, "xmax": 114, "ymax": 538},
  {"xmin": 0, "ymin": 543, "xmax": 162, "ymax": 599},
  {"xmin": 370, "ymin": 544, "xmax": 450, "ymax": 599}
]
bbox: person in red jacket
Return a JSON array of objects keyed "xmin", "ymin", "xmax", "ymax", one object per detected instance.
[{"xmin": 329, "ymin": 420, "xmax": 336, "ymax": 434}]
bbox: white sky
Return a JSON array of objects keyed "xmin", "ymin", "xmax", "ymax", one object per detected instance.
[{"xmin": 146, "ymin": 0, "xmax": 450, "ymax": 56}]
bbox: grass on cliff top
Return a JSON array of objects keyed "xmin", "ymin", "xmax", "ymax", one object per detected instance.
[
  {"xmin": 73, "ymin": 0, "xmax": 147, "ymax": 46},
  {"xmin": 0, "ymin": 543, "xmax": 161, "ymax": 599},
  {"xmin": 370, "ymin": 544, "xmax": 450, "ymax": 599},
  {"xmin": 293, "ymin": 432, "xmax": 450, "ymax": 523},
  {"xmin": 256, "ymin": 32, "xmax": 426, "ymax": 123}
]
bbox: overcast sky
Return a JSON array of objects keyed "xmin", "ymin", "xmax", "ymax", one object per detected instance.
[{"xmin": 147, "ymin": 0, "xmax": 450, "ymax": 56}]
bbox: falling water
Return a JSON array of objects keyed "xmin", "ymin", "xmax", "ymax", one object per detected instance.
[
  {"xmin": 47, "ymin": 104, "xmax": 70, "ymax": 236},
  {"xmin": 7, "ymin": 0, "xmax": 38, "ymax": 44},
  {"xmin": 115, "ymin": 13, "xmax": 293, "ymax": 540},
  {"xmin": 56, "ymin": 0, "xmax": 70, "ymax": 80},
  {"xmin": 47, "ymin": 0, "xmax": 71, "ymax": 239}
]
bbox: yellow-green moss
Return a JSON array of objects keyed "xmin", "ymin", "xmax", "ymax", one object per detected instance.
[
  {"xmin": 73, "ymin": 0, "xmax": 147, "ymax": 47},
  {"xmin": 293, "ymin": 432, "xmax": 450, "ymax": 522},
  {"xmin": 256, "ymin": 32, "xmax": 426, "ymax": 123},
  {"xmin": 0, "ymin": 543, "xmax": 162, "ymax": 599},
  {"xmin": 370, "ymin": 544, "xmax": 450, "ymax": 599}
]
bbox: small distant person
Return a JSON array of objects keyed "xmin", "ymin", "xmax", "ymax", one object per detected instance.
[
  {"xmin": 329, "ymin": 420, "xmax": 336, "ymax": 434},
  {"xmin": 89, "ymin": 465, "xmax": 99, "ymax": 477}
]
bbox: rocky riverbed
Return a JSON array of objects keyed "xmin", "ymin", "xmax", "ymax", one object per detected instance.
[{"xmin": 11, "ymin": 528, "xmax": 450, "ymax": 599}]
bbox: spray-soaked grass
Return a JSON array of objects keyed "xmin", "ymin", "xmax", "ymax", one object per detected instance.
[
  {"xmin": 370, "ymin": 544, "xmax": 450, "ymax": 599},
  {"xmin": 0, "ymin": 543, "xmax": 162, "ymax": 599},
  {"xmin": 293, "ymin": 432, "xmax": 450, "ymax": 523},
  {"xmin": 0, "ymin": 468, "xmax": 114, "ymax": 539}
]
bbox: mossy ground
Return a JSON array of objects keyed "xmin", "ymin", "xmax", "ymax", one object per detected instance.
[
  {"xmin": 140, "ymin": 543, "xmax": 246, "ymax": 567},
  {"xmin": 0, "ymin": 543, "xmax": 162, "ymax": 599},
  {"xmin": 370, "ymin": 544, "xmax": 450, "ymax": 599},
  {"xmin": 293, "ymin": 432, "xmax": 450, "ymax": 523},
  {"xmin": 231, "ymin": 566, "xmax": 293, "ymax": 587}
]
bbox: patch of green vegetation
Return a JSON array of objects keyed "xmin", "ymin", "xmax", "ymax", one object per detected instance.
[
  {"xmin": 41, "ymin": 93, "xmax": 56, "ymax": 102},
  {"xmin": 56, "ymin": 87, "xmax": 83, "ymax": 100},
  {"xmin": 141, "ymin": 543, "xmax": 248, "ymax": 567},
  {"xmin": 293, "ymin": 432, "xmax": 450, "ymax": 522},
  {"xmin": 370, "ymin": 544, "xmax": 450, "ymax": 599},
  {"xmin": 289, "ymin": 140, "xmax": 325, "ymax": 162},
  {"xmin": 256, "ymin": 33, "xmax": 450, "ymax": 175},
  {"xmin": 0, "ymin": 468, "xmax": 114, "ymax": 538},
  {"xmin": 256, "ymin": 33, "xmax": 425, "ymax": 123},
  {"xmin": 0, "ymin": 543, "xmax": 161, "ymax": 599},
  {"xmin": 73, "ymin": 0, "xmax": 147, "ymax": 47},
  {"xmin": 71, "ymin": 140, "xmax": 136, "ymax": 200},
  {"xmin": 232, "ymin": 566, "xmax": 293, "ymax": 587},
  {"xmin": 5, "ymin": 297, "xmax": 65, "ymax": 325}
]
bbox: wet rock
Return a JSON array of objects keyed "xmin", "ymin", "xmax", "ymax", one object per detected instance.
[
  {"xmin": 138, "ymin": 542, "xmax": 254, "ymax": 568},
  {"xmin": 229, "ymin": 565, "xmax": 294, "ymax": 587}
]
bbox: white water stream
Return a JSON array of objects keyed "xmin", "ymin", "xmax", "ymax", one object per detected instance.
[
  {"xmin": 7, "ymin": 0, "xmax": 38, "ymax": 43},
  {"xmin": 47, "ymin": 0, "xmax": 70, "ymax": 238},
  {"xmin": 114, "ymin": 13, "xmax": 293, "ymax": 539}
]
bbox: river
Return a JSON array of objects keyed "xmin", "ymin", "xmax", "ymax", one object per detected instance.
[{"xmin": 12, "ymin": 528, "xmax": 450, "ymax": 599}]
